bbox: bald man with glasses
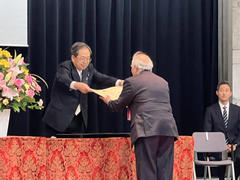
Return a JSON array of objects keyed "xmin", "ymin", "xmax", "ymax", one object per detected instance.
[{"xmin": 100, "ymin": 51, "xmax": 178, "ymax": 180}]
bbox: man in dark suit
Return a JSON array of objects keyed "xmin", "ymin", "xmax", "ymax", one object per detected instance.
[
  {"xmin": 100, "ymin": 51, "xmax": 178, "ymax": 180},
  {"xmin": 42, "ymin": 42, "xmax": 123, "ymax": 137},
  {"xmin": 204, "ymin": 81, "xmax": 240, "ymax": 180}
]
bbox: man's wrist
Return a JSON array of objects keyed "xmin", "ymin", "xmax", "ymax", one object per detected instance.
[
  {"xmin": 115, "ymin": 79, "xmax": 121, "ymax": 86},
  {"xmin": 70, "ymin": 81, "xmax": 76, "ymax": 90}
]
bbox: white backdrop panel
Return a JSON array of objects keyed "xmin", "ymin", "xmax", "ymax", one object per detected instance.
[{"xmin": 0, "ymin": 0, "xmax": 28, "ymax": 47}]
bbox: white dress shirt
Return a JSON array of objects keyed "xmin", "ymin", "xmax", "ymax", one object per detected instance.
[{"xmin": 218, "ymin": 101, "xmax": 229, "ymax": 119}]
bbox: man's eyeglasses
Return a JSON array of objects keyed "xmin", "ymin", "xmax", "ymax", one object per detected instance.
[{"xmin": 75, "ymin": 56, "xmax": 92, "ymax": 63}]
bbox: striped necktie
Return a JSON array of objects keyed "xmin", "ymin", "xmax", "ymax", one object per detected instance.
[{"xmin": 223, "ymin": 106, "xmax": 229, "ymax": 144}]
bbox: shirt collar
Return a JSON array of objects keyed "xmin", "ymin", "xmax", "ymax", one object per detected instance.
[
  {"xmin": 77, "ymin": 70, "xmax": 82, "ymax": 76},
  {"xmin": 218, "ymin": 101, "xmax": 229, "ymax": 109}
]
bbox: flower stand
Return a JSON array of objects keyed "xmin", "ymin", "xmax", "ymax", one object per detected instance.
[{"xmin": 0, "ymin": 109, "xmax": 11, "ymax": 137}]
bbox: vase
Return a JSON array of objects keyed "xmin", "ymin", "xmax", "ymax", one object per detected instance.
[{"xmin": 0, "ymin": 109, "xmax": 11, "ymax": 137}]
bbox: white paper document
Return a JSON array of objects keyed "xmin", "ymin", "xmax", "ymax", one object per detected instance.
[{"xmin": 91, "ymin": 86, "xmax": 123, "ymax": 100}]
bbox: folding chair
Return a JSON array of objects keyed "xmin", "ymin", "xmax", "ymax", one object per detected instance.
[{"xmin": 193, "ymin": 132, "xmax": 235, "ymax": 180}]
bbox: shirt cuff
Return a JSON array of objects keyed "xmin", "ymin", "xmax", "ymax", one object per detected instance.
[
  {"xmin": 115, "ymin": 79, "xmax": 122, "ymax": 86},
  {"xmin": 70, "ymin": 81, "xmax": 76, "ymax": 90}
]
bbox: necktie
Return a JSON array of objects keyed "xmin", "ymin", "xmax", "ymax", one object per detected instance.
[
  {"xmin": 79, "ymin": 71, "xmax": 82, "ymax": 82},
  {"xmin": 223, "ymin": 106, "xmax": 229, "ymax": 144}
]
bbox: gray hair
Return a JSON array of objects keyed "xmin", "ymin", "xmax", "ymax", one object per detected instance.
[
  {"xmin": 71, "ymin": 42, "xmax": 92, "ymax": 57},
  {"xmin": 132, "ymin": 51, "xmax": 153, "ymax": 72}
]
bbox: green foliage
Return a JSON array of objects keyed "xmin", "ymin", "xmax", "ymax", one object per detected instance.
[{"xmin": 0, "ymin": 48, "xmax": 46, "ymax": 113}]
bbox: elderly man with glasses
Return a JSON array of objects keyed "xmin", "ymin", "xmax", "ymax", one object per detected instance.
[
  {"xmin": 100, "ymin": 51, "xmax": 178, "ymax": 180},
  {"xmin": 42, "ymin": 42, "xmax": 123, "ymax": 137}
]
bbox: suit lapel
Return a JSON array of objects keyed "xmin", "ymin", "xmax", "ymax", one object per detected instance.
[
  {"xmin": 71, "ymin": 63, "xmax": 81, "ymax": 82},
  {"xmin": 214, "ymin": 103, "xmax": 225, "ymax": 128},
  {"xmin": 70, "ymin": 62, "xmax": 81, "ymax": 98},
  {"xmin": 228, "ymin": 103, "xmax": 234, "ymax": 129},
  {"xmin": 82, "ymin": 68, "xmax": 90, "ymax": 85}
]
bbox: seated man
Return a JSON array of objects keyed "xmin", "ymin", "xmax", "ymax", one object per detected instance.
[{"xmin": 204, "ymin": 81, "xmax": 240, "ymax": 180}]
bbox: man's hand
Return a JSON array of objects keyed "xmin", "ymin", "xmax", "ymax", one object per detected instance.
[
  {"xmin": 74, "ymin": 82, "xmax": 92, "ymax": 94},
  {"xmin": 227, "ymin": 144, "xmax": 237, "ymax": 152},
  {"xmin": 116, "ymin": 79, "xmax": 124, "ymax": 86},
  {"xmin": 119, "ymin": 80, "xmax": 124, "ymax": 86},
  {"xmin": 100, "ymin": 95, "xmax": 112, "ymax": 104}
]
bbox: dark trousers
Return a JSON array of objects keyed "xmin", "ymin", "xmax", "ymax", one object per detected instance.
[
  {"xmin": 134, "ymin": 135, "xmax": 175, "ymax": 180},
  {"xmin": 45, "ymin": 112, "xmax": 86, "ymax": 137}
]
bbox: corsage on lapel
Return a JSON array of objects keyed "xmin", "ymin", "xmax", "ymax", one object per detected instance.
[
  {"xmin": 82, "ymin": 70, "xmax": 90, "ymax": 84},
  {"xmin": 86, "ymin": 73, "xmax": 89, "ymax": 81}
]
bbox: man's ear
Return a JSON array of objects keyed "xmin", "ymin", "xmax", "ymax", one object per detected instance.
[
  {"xmin": 216, "ymin": 91, "xmax": 219, "ymax": 96},
  {"xmin": 71, "ymin": 55, "xmax": 75, "ymax": 62}
]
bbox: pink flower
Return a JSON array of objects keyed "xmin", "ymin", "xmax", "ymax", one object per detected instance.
[
  {"xmin": 0, "ymin": 73, "xmax": 4, "ymax": 80},
  {"xmin": 8, "ymin": 58, "xmax": 15, "ymax": 68},
  {"xmin": 7, "ymin": 65, "xmax": 23, "ymax": 77},
  {"xmin": 17, "ymin": 87, "xmax": 24, "ymax": 92},
  {"xmin": 8, "ymin": 77, "xmax": 16, "ymax": 86},
  {"xmin": 27, "ymin": 90, "xmax": 35, "ymax": 98},
  {"xmin": 0, "ymin": 80, "xmax": 6, "ymax": 90},
  {"xmin": 3, "ymin": 86, "xmax": 8, "ymax": 92},
  {"xmin": 15, "ymin": 79, "xmax": 25, "ymax": 87},
  {"xmin": 18, "ymin": 57, "xmax": 25, "ymax": 65},
  {"xmin": 2, "ymin": 87, "xmax": 19, "ymax": 100},
  {"xmin": 35, "ymin": 84, "xmax": 41, "ymax": 93},
  {"xmin": 38, "ymin": 99, "xmax": 43, "ymax": 106},
  {"xmin": 26, "ymin": 75, "xmax": 32, "ymax": 84}
]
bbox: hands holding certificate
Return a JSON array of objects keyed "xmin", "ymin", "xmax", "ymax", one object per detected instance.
[
  {"xmin": 91, "ymin": 86, "xmax": 123, "ymax": 103},
  {"xmin": 100, "ymin": 95, "xmax": 111, "ymax": 104},
  {"xmin": 92, "ymin": 80, "xmax": 123, "ymax": 104}
]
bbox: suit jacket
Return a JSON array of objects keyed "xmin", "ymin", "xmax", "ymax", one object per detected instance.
[
  {"xmin": 108, "ymin": 71, "xmax": 179, "ymax": 147},
  {"xmin": 42, "ymin": 60, "xmax": 117, "ymax": 132},
  {"xmin": 204, "ymin": 102, "xmax": 240, "ymax": 144}
]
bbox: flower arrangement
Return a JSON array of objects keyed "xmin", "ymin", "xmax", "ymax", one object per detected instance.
[{"xmin": 0, "ymin": 48, "xmax": 47, "ymax": 112}]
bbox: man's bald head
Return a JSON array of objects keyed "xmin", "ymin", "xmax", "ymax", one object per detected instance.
[{"xmin": 131, "ymin": 51, "xmax": 153, "ymax": 74}]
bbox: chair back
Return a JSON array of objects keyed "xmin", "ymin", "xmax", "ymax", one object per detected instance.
[
  {"xmin": 193, "ymin": 132, "xmax": 227, "ymax": 153},
  {"xmin": 192, "ymin": 132, "xmax": 235, "ymax": 180}
]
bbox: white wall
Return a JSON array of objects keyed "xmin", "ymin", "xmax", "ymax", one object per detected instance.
[
  {"xmin": 0, "ymin": 0, "xmax": 28, "ymax": 47},
  {"xmin": 232, "ymin": 0, "xmax": 240, "ymax": 105}
]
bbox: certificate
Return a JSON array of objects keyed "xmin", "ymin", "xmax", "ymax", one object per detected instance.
[{"xmin": 91, "ymin": 86, "xmax": 123, "ymax": 100}]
